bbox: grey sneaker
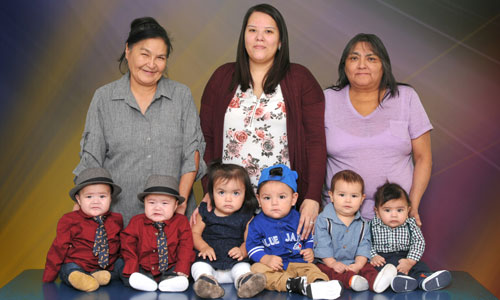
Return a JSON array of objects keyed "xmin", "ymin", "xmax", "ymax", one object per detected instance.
[
  {"xmin": 286, "ymin": 276, "xmax": 308, "ymax": 295},
  {"xmin": 421, "ymin": 270, "xmax": 452, "ymax": 291},
  {"xmin": 391, "ymin": 275, "xmax": 418, "ymax": 292}
]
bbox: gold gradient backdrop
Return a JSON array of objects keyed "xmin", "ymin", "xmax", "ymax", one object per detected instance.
[{"xmin": 1, "ymin": 0, "xmax": 499, "ymax": 296}]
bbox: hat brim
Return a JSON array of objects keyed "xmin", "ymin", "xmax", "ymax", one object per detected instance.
[
  {"xmin": 138, "ymin": 191, "xmax": 185, "ymax": 204},
  {"xmin": 70, "ymin": 181, "xmax": 122, "ymax": 202}
]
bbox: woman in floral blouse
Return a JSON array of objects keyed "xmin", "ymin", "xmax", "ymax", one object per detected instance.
[{"xmin": 198, "ymin": 3, "xmax": 325, "ymax": 239}]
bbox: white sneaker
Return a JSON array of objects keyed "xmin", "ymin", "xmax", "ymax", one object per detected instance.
[
  {"xmin": 350, "ymin": 275, "xmax": 369, "ymax": 291},
  {"xmin": 158, "ymin": 275, "xmax": 189, "ymax": 292},
  {"xmin": 373, "ymin": 264, "xmax": 397, "ymax": 293},
  {"xmin": 129, "ymin": 272, "xmax": 158, "ymax": 291},
  {"xmin": 306, "ymin": 280, "xmax": 343, "ymax": 299}
]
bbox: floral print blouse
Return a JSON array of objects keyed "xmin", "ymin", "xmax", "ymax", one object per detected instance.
[{"xmin": 223, "ymin": 84, "xmax": 290, "ymax": 190}]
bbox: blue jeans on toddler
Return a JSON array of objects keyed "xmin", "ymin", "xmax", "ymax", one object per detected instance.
[{"xmin": 60, "ymin": 261, "xmax": 122, "ymax": 286}]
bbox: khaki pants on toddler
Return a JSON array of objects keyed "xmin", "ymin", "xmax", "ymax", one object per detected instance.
[{"xmin": 251, "ymin": 262, "xmax": 328, "ymax": 292}]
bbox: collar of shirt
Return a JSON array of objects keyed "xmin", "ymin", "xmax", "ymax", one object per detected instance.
[
  {"xmin": 372, "ymin": 216, "xmax": 413, "ymax": 230},
  {"xmin": 110, "ymin": 73, "xmax": 174, "ymax": 109},
  {"xmin": 259, "ymin": 208, "xmax": 297, "ymax": 224},
  {"xmin": 143, "ymin": 213, "xmax": 176, "ymax": 226},
  {"xmin": 77, "ymin": 209, "xmax": 111, "ymax": 220},
  {"xmin": 331, "ymin": 210, "xmax": 362, "ymax": 225}
]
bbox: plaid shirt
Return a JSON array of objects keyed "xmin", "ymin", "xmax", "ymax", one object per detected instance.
[{"xmin": 370, "ymin": 217, "xmax": 425, "ymax": 261}]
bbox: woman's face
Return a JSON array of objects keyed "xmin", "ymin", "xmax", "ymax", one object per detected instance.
[
  {"xmin": 344, "ymin": 41, "xmax": 383, "ymax": 91},
  {"xmin": 244, "ymin": 11, "xmax": 280, "ymax": 67},
  {"xmin": 126, "ymin": 37, "xmax": 167, "ymax": 88}
]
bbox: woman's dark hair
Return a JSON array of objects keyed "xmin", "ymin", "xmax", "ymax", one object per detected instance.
[
  {"xmin": 329, "ymin": 33, "xmax": 402, "ymax": 103},
  {"xmin": 118, "ymin": 17, "xmax": 173, "ymax": 73},
  {"xmin": 374, "ymin": 182, "xmax": 411, "ymax": 208},
  {"xmin": 207, "ymin": 159, "xmax": 258, "ymax": 214},
  {"xmin": 231, "ymin": 3, "xmax": 290, "ymax": 95}
]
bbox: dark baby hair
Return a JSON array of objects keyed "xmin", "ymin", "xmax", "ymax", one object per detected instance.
[
  {"xmin": 329, "ymin": 169, "xmax": 365, "ymax": 194},
  {"xmin": 207, "ymin": 159, "xmax": 258, "ymax": 214},
  {"xmin": 374, "ymin": 182, "xmax": 411, "ymax": 208}
]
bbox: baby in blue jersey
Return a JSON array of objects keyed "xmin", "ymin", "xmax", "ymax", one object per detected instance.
[{"xmin": 246, "ymin": 164, "xmax": 343, "ymax": 299}]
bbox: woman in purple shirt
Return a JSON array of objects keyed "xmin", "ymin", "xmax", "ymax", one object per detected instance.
[{"xmin": 324, "ymin": 33, "xmax": 432, "ymax": 225}]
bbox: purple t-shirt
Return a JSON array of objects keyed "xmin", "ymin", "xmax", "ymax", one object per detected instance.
[{"xmin": 324, "ymin": 85, "xmax": 432, "ymax": 219}]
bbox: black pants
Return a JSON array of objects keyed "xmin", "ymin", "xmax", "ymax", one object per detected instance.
[
  {"xmin": 375, "ymin": 251, "xmax": 432, "ymax": 283},
  {"xmin": 114, "ymin": 258, "xmax": 176, "ymax": 287}
]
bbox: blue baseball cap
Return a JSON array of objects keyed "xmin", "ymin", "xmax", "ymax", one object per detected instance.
[{"xmin": 258, "ymin": 164, "xmax": 298, "ymax": 192}]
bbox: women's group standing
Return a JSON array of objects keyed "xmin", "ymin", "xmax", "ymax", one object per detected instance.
[{"xmin": 50, "ymin": 2, "xmax": 438, "ymax": 297}]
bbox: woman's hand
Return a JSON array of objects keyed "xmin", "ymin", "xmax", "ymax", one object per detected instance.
[
  {"xmin": 297, "ymin": 199, "xmax": 319, "ymax": 240},
  {"xmin": 409, "ymin": 208, "xmax": 421, "ymax": 227},
  {"xmin": 190, "ymin": 193, "xmax": 210, "ymax": 227},
  {"xmin": 198, "ymin": 246, "xmax": 217, "ymax": 261}
]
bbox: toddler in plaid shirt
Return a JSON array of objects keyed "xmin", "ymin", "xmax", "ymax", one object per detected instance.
[{"xmin": 370, "ymin": 182, "xmax": 452, "ymax": 292}]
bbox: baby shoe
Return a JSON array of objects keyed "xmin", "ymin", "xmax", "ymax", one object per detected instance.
[
  {"xmin": 373, "ymin": 264, "xmax": 397, "ymax": 293},
  {"xmin": 236, "ymin": 272, "xmax": 266, "ymax": 298},
  {"xmin": 91, "ymin": 270, "xmax": 111, "ymax": 286},
  {"xmin": 391, "ymin": 275, "xmax": 418, "ymax": 292},
  {"xmin": 421, "ymin": 270, "xmax": 452, "ymax": 291},
  {"xmin": 129, "ymin": 272, "xmax": 158, "ymax": 291},
  {"xmin": 349, "ymin": 275, "xmax": 369, "ymax": 291},
  {"xmin": 158, "ymin": 275, "xmax": 189, "ymax": 292},
  {"xmin": 68, "ymin": 270, "xmax": 99, "ymax": 292},
  {"xmin": 193, "ymin": 274, "xmax": 225, "ymax": 298}
]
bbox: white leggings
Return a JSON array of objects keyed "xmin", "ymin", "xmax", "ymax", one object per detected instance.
[{"xmin": 191, "ymin": 261, "xmax": 251, "ymax": 289}]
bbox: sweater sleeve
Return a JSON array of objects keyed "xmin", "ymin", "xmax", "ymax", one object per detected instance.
[{"xmin": 295, "ymin": 65, "xmax": 326, "ymax": 202}]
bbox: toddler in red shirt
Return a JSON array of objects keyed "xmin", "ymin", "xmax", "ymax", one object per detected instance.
[
  {"xmin": 120, "ymin": 175, "xmax": 195, "ymax": 292},
  {"xmin": 43, "ymin": 168, "xmax": 123, "ymax": 292}
]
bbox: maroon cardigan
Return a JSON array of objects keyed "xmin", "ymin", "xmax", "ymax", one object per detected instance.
[{"xmin": 200, "ymin": 62, "xmax": 326, "ymax": 207}]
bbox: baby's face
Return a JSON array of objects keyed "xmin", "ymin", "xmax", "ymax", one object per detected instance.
[
  {"xmin": 257, "ymin": 181, "xmax": 298, "ymax": 219},
  {"xmin": 144, "ymin": 194, "xmax": 178, "ymax": 222},
  {"xmin": 328, "ymin": 180, "xmax": 365, "ymax": 218},
  {"xmin": 212, "ymin": 178, "xmax": 245, "ymax": 217},
  {"xmin": 76, "ymin": 184, "xmax": 112, "ymax": 217},
  {"xmin": 375, "ymin": 198, "xmax": 410, "ymax": 228}
]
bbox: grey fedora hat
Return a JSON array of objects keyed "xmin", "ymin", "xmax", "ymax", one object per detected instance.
[
  {"xmin": 69, "ymin": 168, "xmax": 122, "ymax": 202},
  {"xmin": 137, "ymin": 175, "xmax": 185, "ymax": 204}
]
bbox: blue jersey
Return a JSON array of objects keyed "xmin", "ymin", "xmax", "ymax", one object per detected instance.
[{"xmin": 246, "ymin": 210, "xmax": 313, "ymax": 270}]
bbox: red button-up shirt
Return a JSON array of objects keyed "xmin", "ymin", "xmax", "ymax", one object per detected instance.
[
  {"xmin": 121, "ymin": 213, "xmax": 194, "ymax": 277},
  {"xmin": 43, "ymin": 210, "xmax": 123, "ymax": 282}
]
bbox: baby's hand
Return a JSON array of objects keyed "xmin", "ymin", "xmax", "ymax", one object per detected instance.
[
  {"xmin": 332, "ymin": 261, "xmax": 348, "ymax": 273},
  {"xmin": 198, "ymin": 246, "xmax": 217, "ymax": 261},
  {"xmin": 261, "ymin": 255, "xmax": 283, "ymax": 271},
  {"xmin": 370, "ymin": 255, "xmax": 386, "ymax": 267},
  {"xmin": 347, "ymin": 263, "xmax": 362, "ymax": 274},
  {"xmin": 397, "ymin": 258, "xmax": 416, "ymax": 275},
  {"xmin": 228, "ymin": 247, "xmax": 244, "ymax": 261},
  {"xmin": 300, "ymin": 248, "xmax": 314, "ymax": 263}
]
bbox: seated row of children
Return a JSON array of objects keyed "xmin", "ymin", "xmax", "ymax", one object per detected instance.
[{"xmin": 43, "ymin": 162, "xmax": 451, "ymax": 298}]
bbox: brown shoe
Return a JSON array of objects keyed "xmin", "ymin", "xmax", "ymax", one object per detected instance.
[
  {"xmin": 193, "ymin": 274, "xmax": 225, "ymax": 298},
  {"xmin": 91, "ymin": 270, "xmax": 111, "ymax": 286},
  {"xmin": 236, "ymin": 272, "xmax": 266, "ymax": 298},
  {"xmin": 68, "ymin": 271, "xmax": 99, "ymax": 292}
]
